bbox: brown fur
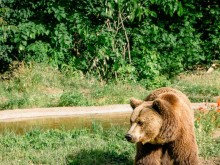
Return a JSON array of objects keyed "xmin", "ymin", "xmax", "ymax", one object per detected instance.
[
  {"xmin": 126, "ymin": 87, "xmax": 199, "ymax": 165},
  {"xmin": 145, "ymin": 87, "xmax": 191, "ymax": 110}
]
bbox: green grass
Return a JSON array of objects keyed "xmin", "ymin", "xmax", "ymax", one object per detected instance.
[
  {"xmin": 171, "ymin": 71, "xmax": 220, "ymax": 102},
  {"xmin": 194, "ymin": 109, "xmax": 220, "ymax": 158},
  {"xmin": 1, "ymin": 62, "xmax": 220, "ymax": 110},
  {"xmin": 0, "ymin": 110, "xmax": 219, "ymax": 165},
  {"xmin": 0, "ymin": 62, "xmax": 220, "ymax": 164},
  {"xmin": 0, "ymin": 124, "xmax": 135, "ymax": 165},
  {"xmin": 0, "ymin": 62, "xmax": 147, "ymax": 110}
]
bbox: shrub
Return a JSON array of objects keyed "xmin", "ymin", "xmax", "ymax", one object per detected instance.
[{"xmin": 1, "ymin": 0, "xmax": 220, "ymax": 86}]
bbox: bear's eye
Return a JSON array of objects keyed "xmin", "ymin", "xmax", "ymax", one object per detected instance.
[{"xmin": 137, "ymin": 121, "xmax": 143, "ymax": 126}]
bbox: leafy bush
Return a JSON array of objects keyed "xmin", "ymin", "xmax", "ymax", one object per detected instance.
[
  {"xmin": 59, "ymin": 92, "xmax": 90, "ymax": 106},
  {"xmin": 1, "ymin": 0, "xmax": 220, "ymax": 87}
]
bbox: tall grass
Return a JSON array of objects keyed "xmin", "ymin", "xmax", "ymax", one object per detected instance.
[
  {"xmin": 194, "ymin": 109, "xmax": 220, "ymax": 158},
  {"xmin": 171, "ymin": 71, "xmax": 220, "ymax": 102},
  {"xmin": 0, "ymin": 62, "xmax": 147, "ymax": 110},
  {"xmin": 1, "ymin": 62, "xmax": 220, "ymax": 110}
]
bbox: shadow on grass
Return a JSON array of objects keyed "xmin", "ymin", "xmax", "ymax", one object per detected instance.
[{"xmin": 66, "ymin": 149, "xmax": 133, "ymax": 165}]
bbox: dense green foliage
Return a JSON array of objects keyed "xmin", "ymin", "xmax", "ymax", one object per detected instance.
[{"xmin": 1, "ymin": 0, "xmax": 220, "ymax": 86}]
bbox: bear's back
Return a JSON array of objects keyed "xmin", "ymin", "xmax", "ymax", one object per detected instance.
[{"xmin": 145, "ymin": 87, "xmax": 191, "ymax": 109}]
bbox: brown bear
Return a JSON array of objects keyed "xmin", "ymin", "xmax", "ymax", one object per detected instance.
[{"xmin": 125, "ymin": 87, "xmax": 199, "ymax": 165}]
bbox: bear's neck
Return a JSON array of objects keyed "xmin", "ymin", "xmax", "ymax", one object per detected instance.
[
  {"xmin": 135, "ymin": 143, "xmax": 162, "ymax": 161},
  {"xmin": 135, "ymin": 142, "xmax": 172, "ymax": 165}
]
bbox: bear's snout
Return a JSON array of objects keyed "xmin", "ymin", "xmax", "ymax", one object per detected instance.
[{"xmin": 125, "ymin": 134, "xmax": 134, "ymax": 142}]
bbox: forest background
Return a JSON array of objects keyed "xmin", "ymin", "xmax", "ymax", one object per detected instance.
[{"xmin": 1, "ymin": 0, "xmax": 220, "ymax": 87}]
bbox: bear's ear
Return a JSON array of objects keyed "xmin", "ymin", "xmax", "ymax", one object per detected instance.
[
  {"xmin": 152, "ymin": 98, "xmax": 173, "ymax": 115},
  {"xmin": 152, "ymin": 99, "xmax": 164, "ymax": 114},
  {"xmin": 130, "ymin": 97, "xmax": 143, "ymax": 109}
]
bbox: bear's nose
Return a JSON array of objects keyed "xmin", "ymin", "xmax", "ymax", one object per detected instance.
[{"xmin": 125, "ymin": 134, "xmax": 133, "ymax": 141}]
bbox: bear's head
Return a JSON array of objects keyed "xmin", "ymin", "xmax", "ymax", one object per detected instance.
[
  {"xmin": 125, "ymin": 98, "xmax": 163, "ymax": 144},
  {"xmin": 125, "ymin": 93, "xmax": 181, "ymax": 145}
]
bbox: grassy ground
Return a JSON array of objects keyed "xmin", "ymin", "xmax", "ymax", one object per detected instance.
[
  {"xmin": 0, "ymin": 62, "xmax": 220, "ymax": 110},
  {"xmin": 194, "ymin": 110, "xmax": 220, "ymax": 159},
  {"xmin": 0, "ymin": 110, "xmax": 219, "ymax": 165},
  {"xmin": 0, "ymin": 62, "xmax": 219, "ymax": 164},
  {"xmin": 0, "ymin": 124, "xmax": 135, "ymax": 165},
  {"xmin": 0, "ymin": 62, "xmax": 147, "ymax": 110},
  {"xmin": 171, "ymin": 71, "xmax": 220, "ymax": 103}
]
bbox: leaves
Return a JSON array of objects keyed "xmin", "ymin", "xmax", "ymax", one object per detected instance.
[{"xmin": 1, "ymin": 0, "xmax": 220, "ymax": 84}]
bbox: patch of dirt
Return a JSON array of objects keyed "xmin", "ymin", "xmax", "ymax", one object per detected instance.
[
  {"xmin": 200, "ymin": 157, "xmax": 220, "ymax": 165},
  {"xmin": 96, "ymin": 96, "xmax": 108, "ymax": 105},
  {"xmin": 0, "ymin": 96, "xmax": 8, "ymax": 103},
  {"xmin": 213, "ymin": 128, "xmax": 220, "ymax": 139},
  {"xmin": 80, "ymin": 88, "xmax": 91, "ymax": 96},
  {"xmin": 41, "ymin": 87, "xmax": 63, "ymax": 95}
]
